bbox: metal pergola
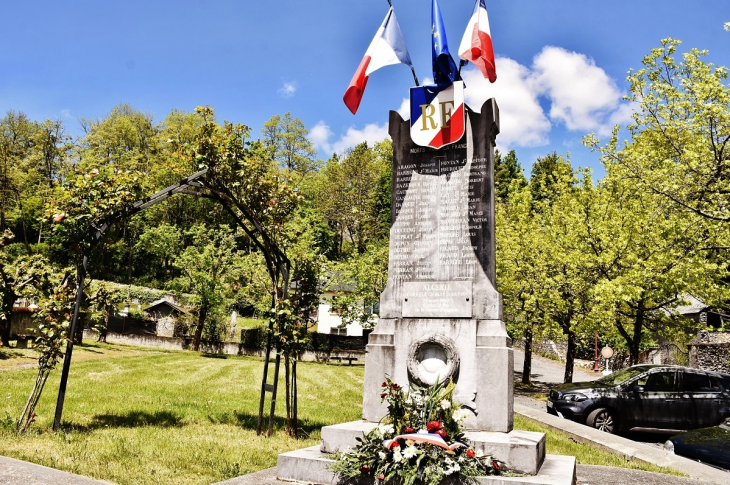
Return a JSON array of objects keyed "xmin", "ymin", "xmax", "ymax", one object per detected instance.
[{"xmin": 52, "ymin": 168, "xmax": 285, "ymax": 435}]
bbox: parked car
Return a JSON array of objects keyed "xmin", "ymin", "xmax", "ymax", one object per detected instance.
[
  {"xmin": 665, "ymin": 418, "xmax": 730, "ymax": 470},
  {"xmin": 546, "ymin": 365, "xmax": 730, "ymax": 434}
]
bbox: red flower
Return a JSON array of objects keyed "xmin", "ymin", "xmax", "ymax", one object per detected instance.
[
  {"xmin": 466, "ymin": 449, "xmax": 476, "ymax": 458},
  {"xmin": 426, "ymin": 421, "xmax": 442, "ymax": 433},
  {"xmin": 378, "ymin": 474, "xmax": 385, "ymax": 481},
  {"xmin": 492, "ymin": 461, "xmax": 501, "ymax": 470},
  {"xmin": 360, "ymin": 464, "xmax": 371, "ymax": 474},
  {"xmin": 404, "ymin": 427, "xmax": 414, "ymax": 433},
  {"xmin": 436, "ymin": 429, "xmax": 447, "ymax": 439},
  {"xmin": 381, "ymin": 382, "xmax": 387, "ymax": 388}
]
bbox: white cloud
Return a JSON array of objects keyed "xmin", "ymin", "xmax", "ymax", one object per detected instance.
[
  {"xmin": 530, "ymin": 46, "xmax": 622, "ymax": 134},
  {"xmin": 462, "ymin": 57, "xmax": 551, "ymax": 149},
  {"xmin": 397, "ymin": 97, "xmax": 410, "ymax": 120},
  {"xmin": 309, "ymin": 120, "xmax": 390, "ymax": 155},
  {"xmin": 278, "ymin": 81, "xmax": 297, "ymax": 98},
  {"xmin": 309, "ymin": 121, "xmax": 333, "ymax": 149}
]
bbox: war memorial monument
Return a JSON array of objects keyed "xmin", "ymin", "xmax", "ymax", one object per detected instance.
[{"xmin": 276, "ymin": 100, "xmax": 577, "ymax": 484}]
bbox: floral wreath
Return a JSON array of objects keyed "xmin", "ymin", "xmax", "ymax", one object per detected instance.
[{"xmin": 331, "ymin": 378, "xmax": 501, "ymax": 485}]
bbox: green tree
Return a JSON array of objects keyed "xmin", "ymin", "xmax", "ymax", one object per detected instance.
[
  {"xmin": 0, "ymin": 230, "xmax": 54, "ymax": 346},
  {"xmin": 17, "ymin": 268, "xmax": 75, "ymax": 433},
  {"xmin": 171, "ymin": 225, "xmax": 239, "ymax": 351},
  {"xmin": 315, "ymin": 142, "xmax": 391, "ymax": 256},
  {"xmin": 586, "ymin": 39, "xmax": 730, "ymax": 224},
  {"xmin": 529, "ymin": 152, "xmax": 574, "ymax": 205},
  {"xmin": 494, "ymin": 149, "xmax": 527, "ymax": 202},
  {"xmin": 78, "ymin": 104, "xmax": 158, "ymax": 175},
  {"xmin": 261, "ymin": 112, "xmax": 318, "ymax": 178}
]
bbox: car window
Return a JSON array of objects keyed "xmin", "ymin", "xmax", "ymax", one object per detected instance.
[
  {"xmin": 720, "ymin": 377, "xmax": 730, "ymax": 392},
  {"xmin": 638, "ymin": 372, "xmax": 676, "ymax": 392},
  {"xmin": 596, "ymin": 367, "xmax": 648, "ymax": 386},
  {"xmin": 683, "ymin": 372, "xmax": 721, "ymax": 393}
]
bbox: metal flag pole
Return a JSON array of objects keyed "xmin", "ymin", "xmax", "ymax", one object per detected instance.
[{"xmin": 410, "ymin": 67, "xmax": 420, "ymax": 87}]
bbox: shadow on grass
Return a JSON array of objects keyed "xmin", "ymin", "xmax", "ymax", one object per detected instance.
[
  {"xmin": 62, "ymin": 410, "xmax": 184, "ymax": 432},
  {"xmin": 201, "ymin": 353, "xmax": 228, "ymax": 359},
  {"xmin": 209, "ymin": 410, "xmax": 330, "ymax": 436}
]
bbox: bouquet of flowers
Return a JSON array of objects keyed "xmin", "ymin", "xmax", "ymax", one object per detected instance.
[{"xmin": 331, "ymin": 378, "xmax": 501, "ymax": 485}]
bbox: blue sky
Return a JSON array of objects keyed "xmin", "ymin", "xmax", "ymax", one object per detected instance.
[{"xmin": 1, "ymin": 0, "xmax": 728, "ymax": 178}]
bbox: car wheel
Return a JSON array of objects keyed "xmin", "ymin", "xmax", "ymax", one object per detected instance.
[{"xmin": 587, "ymin": 407, "xmax": 616, "ymax": 433}]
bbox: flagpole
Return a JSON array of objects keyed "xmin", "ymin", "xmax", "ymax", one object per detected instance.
[{"xmin": 410, "ymin": 67, "xmax": 420, "ymax": 86}]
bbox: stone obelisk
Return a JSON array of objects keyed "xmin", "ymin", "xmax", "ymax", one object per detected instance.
[{"xmin": 362, "ymin": 99, "xmax": 512, "ymax": 433}]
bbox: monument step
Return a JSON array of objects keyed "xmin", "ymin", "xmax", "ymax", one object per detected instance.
[
  {"xmin": 277, "ymin": 445, "xmax": 575, "ymax": 485},
  {"xmin": 320, "ymin": 421, "xmax": 545, "ymax": 475}
]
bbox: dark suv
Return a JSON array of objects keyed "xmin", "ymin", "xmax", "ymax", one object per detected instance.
[{"xmin": 546, "ymin": 365, "xmax": 730, "ymax": 433}]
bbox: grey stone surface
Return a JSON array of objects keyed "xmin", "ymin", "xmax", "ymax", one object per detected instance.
[
  {"xmin": 465, "ymin": 430, "xmax": 545, "ymax": 475},
  {"xmin": 0, "ymin": 456, "xmax": 114, "ymax": 485},
  {"xmin": 215, "ymin": 464, "xmax": 716, "ymax": 485},
  {"xmin": 381, "ymin": 102, "xmax": 500, "ymax": 321},
  {"xmin": 362, "ymin": 317, "xmax": 515, "ymax": 432},
  {"xmin": 276, "ymin": 447, "xmax": 574, "ymax": 485},
  {"xmin": 320, "ymin": 421, "xmax": 376, "ymax": 453}
]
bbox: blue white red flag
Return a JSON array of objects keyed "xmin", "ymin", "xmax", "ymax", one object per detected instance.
[
  {"xmin": 343, "ymin": 7, "xmax": 413, "ymax": 115},
  {"xmin": 458, "ymin": 0, "xmax": 497, "ymax": 82},
  {"xmin": 383, "ymin": 433, "xmax": 466, "ymax": 451},
  {"xmin": 409, "ymin": 81, "xmax": 465, "ymax": 149},
  {"xmin": 431, "ymin": 0, "xmax": 458, "ymax": 85}
]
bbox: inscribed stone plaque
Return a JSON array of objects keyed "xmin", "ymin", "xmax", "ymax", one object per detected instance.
[
  {"xmin": 402, "ymin": 281, "xmax": 472, "ymax": 318},
  {"xmin": 379, "ymin": 100, "xmax": 500, "ymax": 319}
]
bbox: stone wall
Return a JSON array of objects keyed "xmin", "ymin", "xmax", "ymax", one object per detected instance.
[
  {"xmin": 82, "ymin": 329, "xmax": 365, "ymax": 364},
  {"xmin": 689, "ymin": 330, "xmax": 730, "ymax": 373}
]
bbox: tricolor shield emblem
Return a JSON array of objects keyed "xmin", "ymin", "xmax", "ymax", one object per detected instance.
[{"xmin": 409, "ymin": 81, "xmax": 465, "ymax": 148}]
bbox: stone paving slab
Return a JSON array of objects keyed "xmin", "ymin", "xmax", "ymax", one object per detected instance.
[
  {"xmin": 212, "ymin": 464, "xmax": 718, "ymax": 485},
  {"xmin": 0, "ymin": 456, "xmax": 114, "ymax": 485}
]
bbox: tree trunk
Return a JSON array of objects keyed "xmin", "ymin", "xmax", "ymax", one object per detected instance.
[
  {"xmin": 629, "ymin": 302, "xmax": 645, "ymax": 366},
  {"xmin": 97, "ymin": 310, "xmax": 110, "ymax": 343},
  {"xmin": 563, "ymin": 329, "xmax": 576, "ymax": 383},
  {"xmin": 522, "ymin": 326, "xmax": 534, "ymax": 385},
  {"xmin": 285, "ymin": 354, "xmax": 292, "ymax": 436},
  {"xmin": 192, "ymin": 306, "xmax": 208, "ymax": 352}
]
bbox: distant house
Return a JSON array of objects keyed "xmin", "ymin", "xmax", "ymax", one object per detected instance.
[
  {"xmin": 313, "ymin": 280, "xmax": 378, "ymax": 337},
  {"xmin": 661, "ymin": 295, "xmax": 730, "ymax": 329},
  {"xmin": 144, "ymin": 298, "xmax": 190, "ymax": 337}
]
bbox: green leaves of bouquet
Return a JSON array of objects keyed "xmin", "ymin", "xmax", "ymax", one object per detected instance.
[{"xmin": 331, "ymin": 378, "xmax": 501, "ymax": 485}]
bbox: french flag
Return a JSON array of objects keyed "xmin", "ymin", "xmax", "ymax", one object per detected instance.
[
  {"xmin": 343, "ymin": 7, "xmax": 413, "ymax": 115},
  {"xmin": 458, "ymin": 0, "xmax": 497, "ymax": 83}
]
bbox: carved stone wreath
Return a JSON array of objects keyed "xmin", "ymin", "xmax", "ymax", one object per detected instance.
[{"xmin": 407, "ymin": 334, "xmax": 460, "ymax": 387}]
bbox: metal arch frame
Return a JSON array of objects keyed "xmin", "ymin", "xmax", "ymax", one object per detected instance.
[{"xmin": 51, "ymin": 168, "xmax": 287, "ymax": 435}]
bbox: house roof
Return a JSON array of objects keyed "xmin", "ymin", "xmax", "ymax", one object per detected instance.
[
  {"xmin": 144, "ymin": 299, "xmax": 190, "ymax": 315},
  {"xmin": 661, "ymin": 294, "xmax": 708, "ymax": 316}
]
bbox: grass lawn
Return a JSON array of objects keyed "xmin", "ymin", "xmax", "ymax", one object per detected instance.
[{"xmin": 1, "ymin": 342, "xmax": 682, "ymax": 484}]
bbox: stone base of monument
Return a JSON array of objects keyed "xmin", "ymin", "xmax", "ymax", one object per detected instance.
[{"xmin": 276, "ymin": 421, "xmax": 576, "ymax": 484}]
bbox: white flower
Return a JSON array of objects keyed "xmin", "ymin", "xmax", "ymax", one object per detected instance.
[
  {"xmin": 441, "ymin": 399, "xmax": 451, "ymax": 410},
  {"xmin": 444, "ymin": 467, "xmax": 455, "ymax": 476},
  {"xmin": 378, "ymin": 424, "xmax": 394, "ymax": 436},
  {"xmin": 476, "ymin": 450, "xmax": 484, "ymax": 458},
  {"xmin": 417, "ymin": 429, "xmax": 428, "ymax": 434},
  {"xmin": 403, "ymin": 445, "xmax": 418, "ymax": 459},
  {"xmin": 379, "ymin": 452, "xmax": 386, "ymax": 460},
  {"xmin": 452, "ymin": 408, "xmax": 471, "ymax": 423},
  {"xmin": 452, "ymin": 463, "xmax": 461, "ymax": 472},
  {"xmin": 393, "ymin": 450, "xmax": 403, "ymax": 462}
]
